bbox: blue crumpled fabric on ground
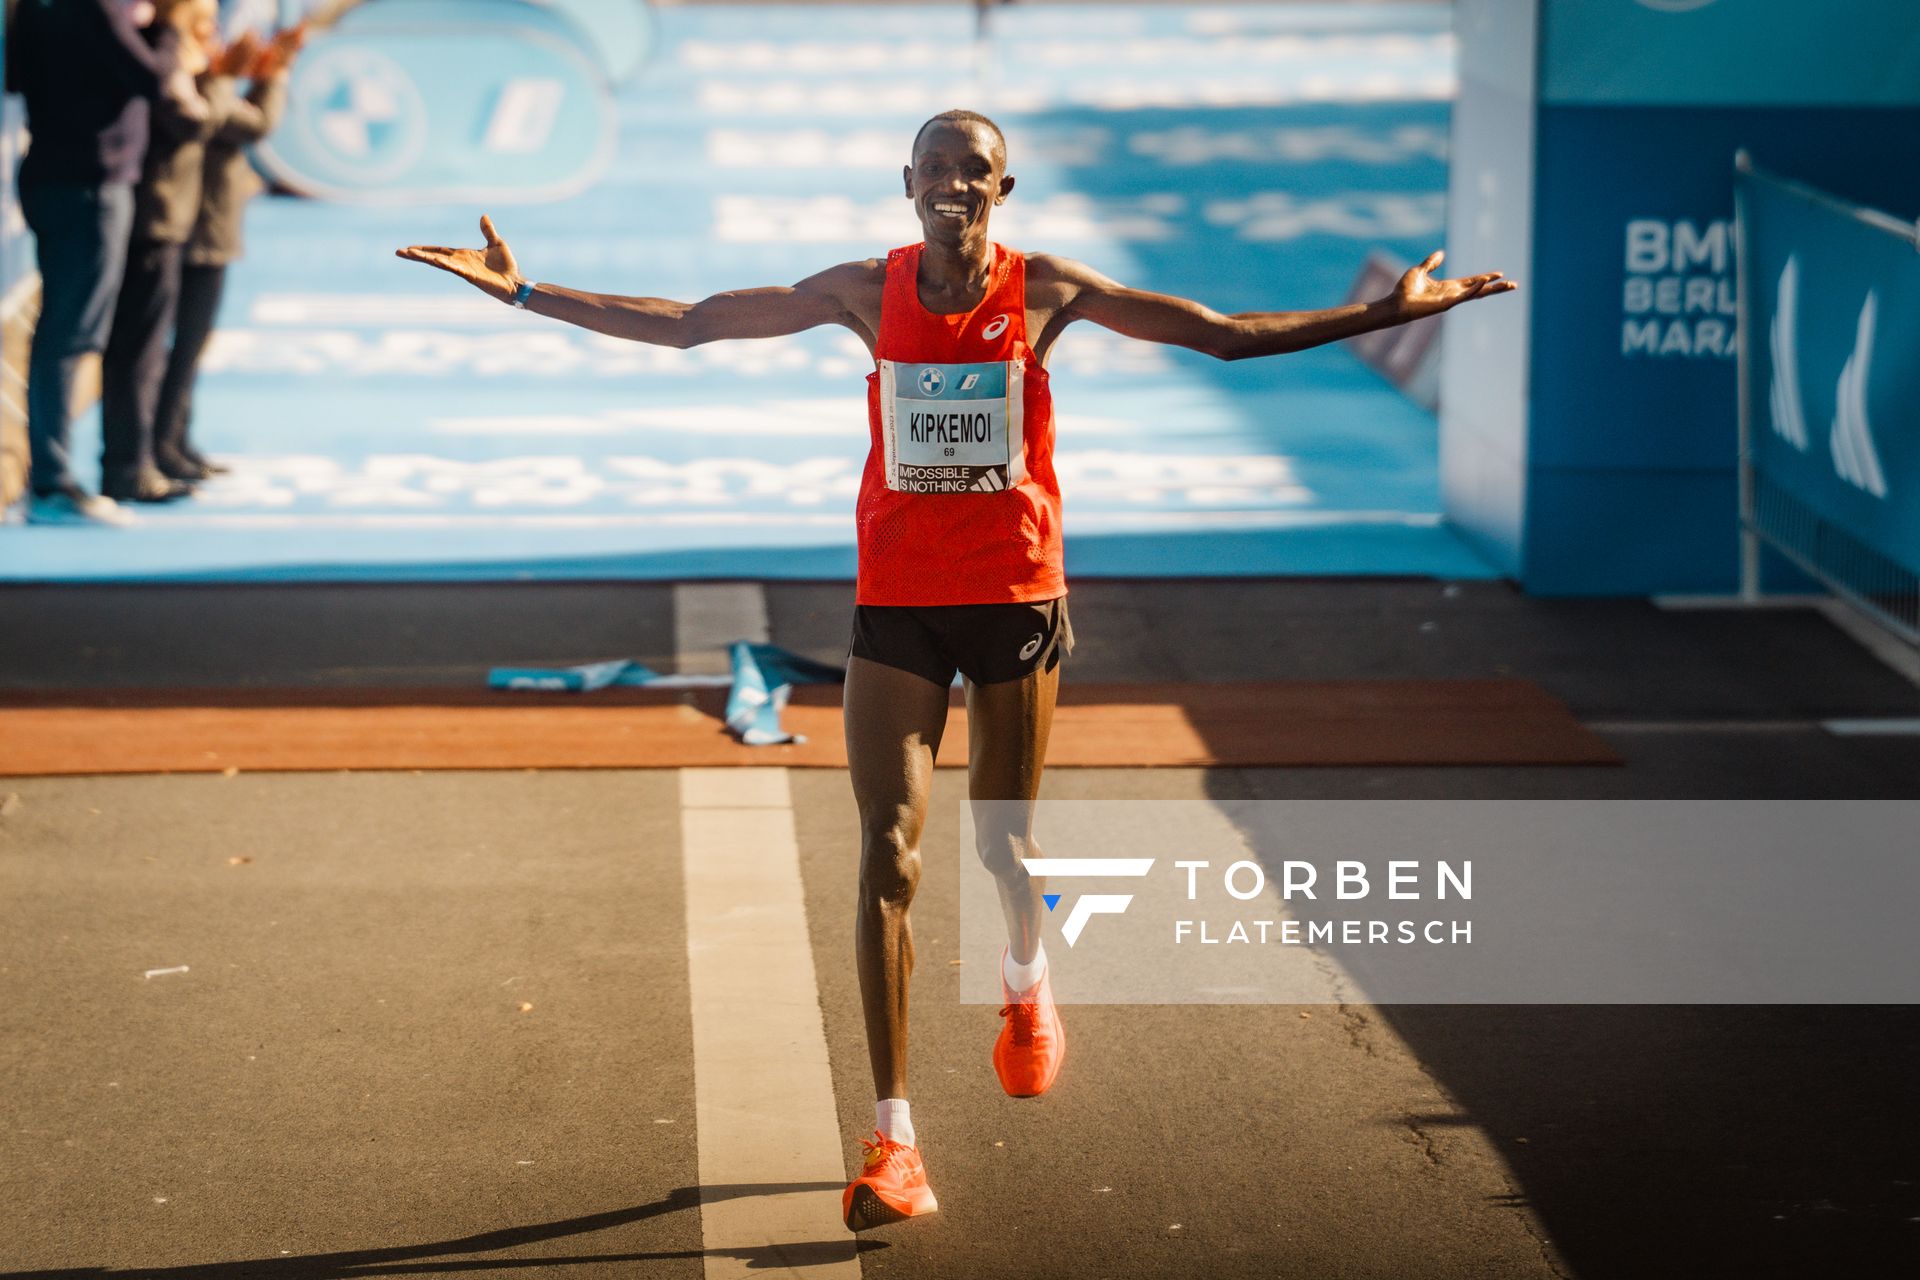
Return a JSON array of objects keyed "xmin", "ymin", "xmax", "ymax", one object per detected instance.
[
  {"xmin": 487, "ymin": 643, "xmax": 844, "ymax": 745},
  {"xmin": 721, "ymin": 642, "xmax": 847, "ymax": 745}
]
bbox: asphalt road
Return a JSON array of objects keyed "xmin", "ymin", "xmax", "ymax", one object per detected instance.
[{"xmin": 4, "ymin": 579, "xmax": 1919, "ymax": 1278}]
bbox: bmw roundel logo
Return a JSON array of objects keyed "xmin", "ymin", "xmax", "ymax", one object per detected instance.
[
  {"xmin": 288, "ymin": 46, "xmax": 428, "ymax": 184},
  {"xmin": 918, "ymin": 367, "xmax": 945, "ymax": 396}
]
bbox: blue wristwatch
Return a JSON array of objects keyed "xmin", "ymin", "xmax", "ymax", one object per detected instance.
[{"xmin": 509, "ymin": 280, "xmax": 537, "ymax": 309}]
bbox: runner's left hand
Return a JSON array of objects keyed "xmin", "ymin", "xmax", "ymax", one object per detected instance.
[{"xmin": 1392, "ymin": 251, "xmax": 1516, "ymax": 320}]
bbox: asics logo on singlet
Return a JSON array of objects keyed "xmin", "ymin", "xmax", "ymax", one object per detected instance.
[
  {"xmin": 1019, "ymin": 633, "xmax": 1043, "ymax": 661},
  {"xmin": 981, "ymin": 314, "xmax": 1011, "ymax": 340},
  {"xmin": 918, "ymin": 367, "xmax": 945, "ymax": 396}
]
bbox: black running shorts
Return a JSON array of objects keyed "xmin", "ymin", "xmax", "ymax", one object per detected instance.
[{"xmin": 849, "ymin": 597, "xmax": 1074, "ymax": 688}]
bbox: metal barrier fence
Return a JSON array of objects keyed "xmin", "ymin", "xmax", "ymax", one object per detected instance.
[{"xmin": 1735, "ymin": 152, "xmax": 1920, "ymax": 644}]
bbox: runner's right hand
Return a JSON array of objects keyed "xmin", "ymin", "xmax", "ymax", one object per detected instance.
[{"xmin": 395, "ymin": 216, "xmax": 526, "ymax": 304}]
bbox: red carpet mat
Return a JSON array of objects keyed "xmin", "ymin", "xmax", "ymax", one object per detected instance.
[{"xmin": 0, "ymin": 681, "xmax": 1617, "ymax": 775}]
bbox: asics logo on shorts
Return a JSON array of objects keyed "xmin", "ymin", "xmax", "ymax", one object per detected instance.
[
  {"xmin": 1019, "ymin": 633, "xmax": 1043, "ymax": 661},
  {"xmin": 980, "ymin": 314, "xmax": 1010, "ymax": 340}
]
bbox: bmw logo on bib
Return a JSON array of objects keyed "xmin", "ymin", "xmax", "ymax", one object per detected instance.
[{"xmin": 918, "ymin": 367, "xmax": 946, "ymax": 396}]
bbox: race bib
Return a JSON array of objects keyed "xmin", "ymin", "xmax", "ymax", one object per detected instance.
[{"xmin": 878, "ymin": 359, "xmax": 1027, "ymax": 493}]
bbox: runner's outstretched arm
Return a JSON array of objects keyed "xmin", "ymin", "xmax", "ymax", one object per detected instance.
[
  {"xmin": 396, "ymin": 216, "xmax": 867, "ymax": 348},
  {"xmin": 1035, "ymin": 250, "xmax": 1515, "ymax": 361}
]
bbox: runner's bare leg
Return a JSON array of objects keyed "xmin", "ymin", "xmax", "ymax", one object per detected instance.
[
  {"xmin": 965, "ymin": 660, "xmax": 1058, "ymax": 968},
  {"xmin": 845, "ymin": 654, "xmax": 951, "ymax": 1099}
]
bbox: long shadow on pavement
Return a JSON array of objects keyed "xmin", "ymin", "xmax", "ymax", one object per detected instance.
[
  {"xmin": 1143, "ymin": 584, "xmax": 1920, "ymax": 1277},
  {"xmin": 0, "ymin": 1182, "xmax": 884, "ymax": 1279}
]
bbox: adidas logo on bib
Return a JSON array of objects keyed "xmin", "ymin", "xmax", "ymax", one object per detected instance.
[{"xmin": 969, "ymin": 470, "xmax": 1007, "ymax": 492}]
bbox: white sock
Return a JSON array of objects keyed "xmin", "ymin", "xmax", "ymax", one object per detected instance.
[
  {"xmin": 876, "ymin": 1098, "xmax": 915, "ymax": 1147},
  {"xmin": 1003, "ymin": 942, "xmax": 1047, "ymax": 995}
]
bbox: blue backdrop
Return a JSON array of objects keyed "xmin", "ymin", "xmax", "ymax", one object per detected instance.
[
  {"xmin": 1443, "ymin": 0, "xmax": 1920, "ymax": 596},
  {"xmin": 5, "ymin": 2, "xmax": 1490, "ymax": 583},
  {"xmin": 1742, "ymin": 167, "xmax": 1920, "ymax": 575}
]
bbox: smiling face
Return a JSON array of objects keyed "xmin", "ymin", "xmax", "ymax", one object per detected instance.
[{"xmin": 904, "ymin": 119, "xmax": 1014, "ymax": 249}]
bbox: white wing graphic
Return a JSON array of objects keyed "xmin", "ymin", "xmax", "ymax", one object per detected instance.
[
  {"xmin": 1768, "ymin": 256, "xmax": 1809, "ymax": 450},
  {"xmin": 1829, "ymin": 292, "xmax": 1888, "ymax": 499}
]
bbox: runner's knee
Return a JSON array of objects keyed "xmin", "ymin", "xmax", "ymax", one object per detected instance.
[
  {"xmin": 972, "ymin": 829, "xmax": 1032, "ymax": 882},
  {"xmin": 860, "ymin": 821, "xmax": 922, "ymax": 906}
]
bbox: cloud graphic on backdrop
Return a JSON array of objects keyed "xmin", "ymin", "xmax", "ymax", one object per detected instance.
[
  {"xmin": 1767, "ymin": 255, "xmax": 1808, "ymax": 451},
  {"xmin": 1829, "ymin": 292, "xmax": 1888, "ymax": 499}
]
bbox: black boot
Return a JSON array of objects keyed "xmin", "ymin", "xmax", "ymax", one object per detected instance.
[
  {"xmin": 103, "ymin": 467, "xmax": 197, "ymax": 503},
  {"xmin": 181, "ymin": 444, "xmax": 231, "ymax": 476},
  {"xmin": 155, "ymin": 448, "xmax": 211, "ymax": 482}
]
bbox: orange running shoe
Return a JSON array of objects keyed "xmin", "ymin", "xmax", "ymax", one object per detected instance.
[
  {"xmin": 842, "ymin": 1131, "xmax": 939, "ymax": 1231},
  {"xmin": 994, "ymin": 949, "xmax": 1066, "ymax": 1097}
]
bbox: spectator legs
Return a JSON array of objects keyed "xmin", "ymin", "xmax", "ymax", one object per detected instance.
[
  {"xmin": 100, "ymin": 236, "xmax": 183, "ymax": 493},
  {"xmin": 21, "ymin": 181, "xmax": 134, "ymax": 498},
  {"xmin": 155, "ymin": 262, "xmax": 227, "ymax": 475}
]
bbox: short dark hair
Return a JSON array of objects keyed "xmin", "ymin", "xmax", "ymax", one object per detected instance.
[{"xmin": 911, "ymin": 110, "xmax": 1007, "ymax": 166}]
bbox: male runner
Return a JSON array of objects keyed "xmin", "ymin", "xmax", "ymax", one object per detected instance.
[{"xmin": 398, "ymin": 109, "xmax": 1514, "ymax": 1232}]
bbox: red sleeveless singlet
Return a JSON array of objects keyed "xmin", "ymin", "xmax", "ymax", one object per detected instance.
[{"xmin": 857, "ymin": 242, "xmax": 1065, "ymax": 606}]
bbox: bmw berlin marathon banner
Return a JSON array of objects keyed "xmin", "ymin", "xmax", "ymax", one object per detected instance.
[
  {"xmin": 959, "ymin": 802, "xmax": 1920, "ymax": 1004},
  {"xmin": 1739, "ymin": 161, "xmax": 1920, "ymax": 587}
]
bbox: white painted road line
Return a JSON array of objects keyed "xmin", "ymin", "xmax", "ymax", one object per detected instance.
[
  {"xmin": 680, "ymin": 767, "xmax": 858, "ymax": 1279},
  {"xmin": 674, "ymin": 583, "xmax": 771, "ymax": 676},
  {"xmin": 1822, "ymin": 718, "xmax": 1920, "ymax": 736},
  {"xmin": 1651, "ymin": 594, "xmax": 1829, "ymax": 609},
  {"xmin": 1585, "ymin": 720, "xmax": 1818, "ymax": 734}
]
